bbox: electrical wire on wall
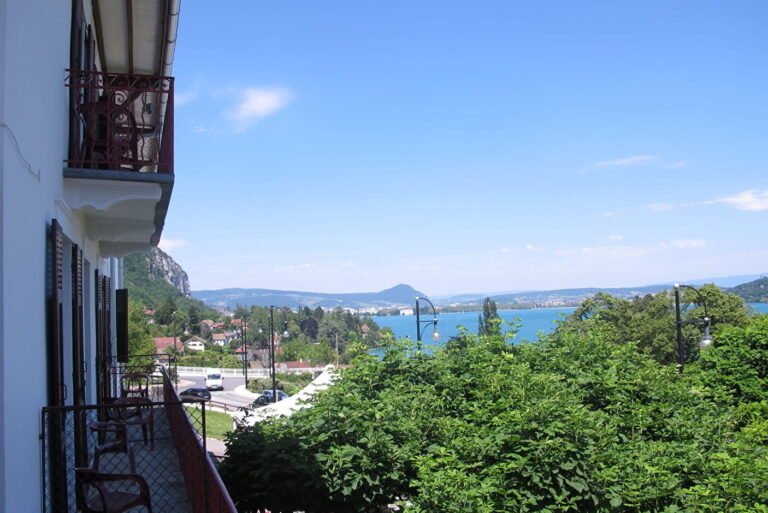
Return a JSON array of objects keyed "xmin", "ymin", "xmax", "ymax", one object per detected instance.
[{"xmin": 0, "ymin": 121, "xmax": 42, "ymax": 182}]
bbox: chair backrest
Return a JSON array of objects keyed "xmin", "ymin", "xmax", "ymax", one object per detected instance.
[
  {"xmin": 75, "ymin": 467, "xmax": 152, "ymax": 513},
  {"xmin": 75, "ymin": 468, "xmax": 110, "ymax": 512},
  {"xmin": 120, "ymin": 373, "xmax": 150, "ymax": 398},
  {"xmin": 89, "ymin": 420, "xmax": 128, "ymax": 451}
]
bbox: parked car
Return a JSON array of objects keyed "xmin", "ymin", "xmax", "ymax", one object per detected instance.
[
  {"xmin": 179, "ymin": 387, "xmax": 211, "ymax": 401},
  {"xmin": 254, "ymin": 389, "xmax": 289, "ymax": 405}
]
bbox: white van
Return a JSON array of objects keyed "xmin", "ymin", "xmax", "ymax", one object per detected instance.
[{"xmin": 205, "ymin": 368, "xmax": 224, "ymax": 391}]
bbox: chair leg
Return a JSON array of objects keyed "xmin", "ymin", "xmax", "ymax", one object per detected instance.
[{"xmin": 128, "ymin": 443, "xmax": 137, "ymax": 473}]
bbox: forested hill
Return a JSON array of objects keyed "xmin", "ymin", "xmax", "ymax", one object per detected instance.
[
  {"xmin": 124, "ymin": 247, "xmax": 213, "ymax": 315},
  {"xmin": 194, "ymin": 283, "xmax": 426, "ymax": 309},
  {"xmin": 730, "ymin": 276, "xmax": 768, "ymax": 303}
]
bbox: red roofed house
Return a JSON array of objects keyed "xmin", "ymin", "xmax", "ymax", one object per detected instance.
[{"xmin": 154, "ymin": 336, "xmax": 183, "ymax": 354}]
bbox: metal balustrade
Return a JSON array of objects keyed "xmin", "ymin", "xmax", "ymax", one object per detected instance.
[
  {"xmin": 41, "ymin": 367, "xmax": 236, "ymax": 513},
  {"xmin": 65, "ymin": 69, "xmax": 174, "ymax": 174}
]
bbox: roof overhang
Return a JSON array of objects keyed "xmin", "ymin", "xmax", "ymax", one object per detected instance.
[
  {"xmin": 92, "ymin": 0, "xmax": 179, "ymax": 76},
  {"xmin": 63, "ymin": 168, "xmax": 174, "ymax": 257}
]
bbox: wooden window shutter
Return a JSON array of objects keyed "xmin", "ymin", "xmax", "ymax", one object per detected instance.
[
  {"xmin": 71, "ymin": 245, "xmax": 85, "ymax": 405},
  {"xmin": 104, "ymin": 276, "xmax": 112, "ymax": 361},
  {"xmin": 116, "ymin": 289, "xmax": 129, "ymax": 363},
  {"xmin": 94, "ymin": 269, "xmax": 106, "ymax": 404},
  {"xmin": 71, "ymin": 246, "xmax": 88, "ymax": 467},
  {"xmin": 46, "ymin": 219, "xmax": 66, "ymax": 407},
  {"xmin": 95, "ymin": 272, "xmax": 113, "ymax": 404},
  {"xmin": 46, "ymin": 220, "xmax": 70, "ymax": 513},
  {"xmin": 101, "ymin": 275, "xmax": 113, "ymax": 400}
]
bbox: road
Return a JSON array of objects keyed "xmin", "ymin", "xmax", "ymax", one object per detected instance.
[{"xmin": 177, "ymin": 375, "xmax": 256, "ymax": 409}]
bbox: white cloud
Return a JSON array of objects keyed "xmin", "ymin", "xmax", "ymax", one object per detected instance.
[
  {"xmin": 602, "ymin": 211, "xmax": 617, "ymax": 217},
  {"xmin": 228, "ymin": 87, "xmax": 293, "ymax": 132},
  {"xmin": 556, "ymin": 238, "xmax": 707, "ymax": 260},
  {"xmin": 594, "ymin": 154, "xmax": 657, "ymax": 168},
  {"xmin": 524, "ymin": 244, "xmax": 543, "ymax": 252},
  {"xmin": 663, "ymin": 239, "xmax": 707, "ymax": 249},
  {"xmin": 707, "ymin": 190, "xmax": 768, "ymax": 212},
  {"xmin": 648, "ymin": 202, "xmax": 673, "ymax": 211},
  {"xmin": 158, "ymin": 238, "xmax": 188, "ymax": 252}
]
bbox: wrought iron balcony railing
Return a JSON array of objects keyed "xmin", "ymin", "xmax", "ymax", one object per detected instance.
[{"xmin": 65, "ymin": 69, "xmax": 174, "ymax": 174}]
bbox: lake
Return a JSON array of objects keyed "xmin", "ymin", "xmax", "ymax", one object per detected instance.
[
  {"xmin": 371, "ymin": 307, "xmax": 576, "ymax": 346},
  {"xmin": 371, "ymin": 303, "xmax": 768, "ymax": 347}
]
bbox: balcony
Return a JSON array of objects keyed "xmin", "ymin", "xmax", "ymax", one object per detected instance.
[
  {"xmin": 66, "ymin": 69, "xmax": 174, "ymax": 174},
  {"xmin": 63, "ymin": 69, "xmax": 175, "ymax": 257},
  {"xmin": 41, "ymin": 367, "xmax": 236, "ymax": 513}
]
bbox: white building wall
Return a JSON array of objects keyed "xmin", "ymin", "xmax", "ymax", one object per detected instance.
[
  {"xmin": 0, "ymin": 1, "xmax": 122, "ymax": 511},
  {"xmin": 0, "ymin": 0, "xmax": 7, "ymax": 506}
]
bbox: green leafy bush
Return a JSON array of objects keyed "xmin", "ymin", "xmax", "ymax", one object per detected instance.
[{"xmin": 221, "ymin": 316, "xmax": 768, "ymax": 512}]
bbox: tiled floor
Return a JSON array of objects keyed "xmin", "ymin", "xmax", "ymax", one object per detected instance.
[{"xmin": 94, "ymin": 406, "xmax": 193, "ymax": 513}]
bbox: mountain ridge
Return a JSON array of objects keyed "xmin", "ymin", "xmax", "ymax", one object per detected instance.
[
  {"xmin": 193, "ymin": 283, "xmax": 427, "ymax": 310},
  {"xmin": 193, "ymin": 273, "xmax": 767, "ymax": 310}
]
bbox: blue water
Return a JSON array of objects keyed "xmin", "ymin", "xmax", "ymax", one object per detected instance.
[
  {"xmin": 372, "ymin": 307, "xmax": 576, "ymax": 345},
  {"xmin": 372, "ymin": 303, "xmax": 768, "ymax": 347}
]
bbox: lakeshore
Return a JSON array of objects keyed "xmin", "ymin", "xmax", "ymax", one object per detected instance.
[{"xmin": 373, "ymin": 303, "xmax": 768, "ymax": 346}]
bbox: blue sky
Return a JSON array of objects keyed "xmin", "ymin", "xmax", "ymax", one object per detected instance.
[{"xmin": 161, "ymin": 1, "xmax": 767, "ymax": 296}]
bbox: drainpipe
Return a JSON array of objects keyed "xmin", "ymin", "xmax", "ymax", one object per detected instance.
[
  {"xmin": 162, "ymin": 0, "xmax": 181, "ymax": 78},
  {"xmin": 156, "ymin": 0, "xmax": 180, "ymax": 170}
]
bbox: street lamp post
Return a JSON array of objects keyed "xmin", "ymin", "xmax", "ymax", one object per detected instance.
[
  {"xmin": 241, "ymin": 316, "xmax": 248, "ymax": 386},
  {"xmin": 674, "ymin": 283, "xmax": 713, "ymax": 373},
  {"xmin": 269, "ymin": 306, "xmax": 290, "ymax": 403},
  {"xmin": 415, "ymin": 296, "xmax": 440, "ymax": 351}
]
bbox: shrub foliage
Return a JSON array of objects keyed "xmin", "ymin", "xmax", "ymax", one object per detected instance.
[{"xmin": 221, "ymin": 306, "xmax": 768, "ymax": 512}]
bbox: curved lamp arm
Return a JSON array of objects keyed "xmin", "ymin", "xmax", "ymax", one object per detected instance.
[
  {"xmin": 675, "ymin": 283, "xmax": 710, "ymax": 320},
  {"xmin": 415, "ymin": 296, "xmax": 440, "ymax": 350},
  {"xmin": 673, "ymin": 283, "xmax": 713, "ymax": 374}
]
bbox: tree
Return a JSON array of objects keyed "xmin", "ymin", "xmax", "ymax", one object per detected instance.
[
  {"xmin": 223, "ymin": 321, "xmax": 768, "ymax": 513},
  {"xmin": 477, "ymin": 297, "xmax": 501, "ymax": 337},
  {"xmin": 154, "ymin": 295, "xmax": 177, "ymax": 326},
  {"xmin": 233, "ymin": 304, "xmax": 249, "ymax": 320},
  {"xmin": 128, "ymin": 300, "xmax": 156, "ymax": 365},
  {"xmin": 200, "ymin": 322, "xmax": 211, "ymax": 340},
  {"xmin": 559, "ymin": 286, "xmax": 752, "ymax": 365},
  {"xmin": 300, "ymin": 318, "xmax": 320, "ymax": 340},
  {"xmin": 188, "ymin": 304, "xmax": 201, "ymax": 335}
]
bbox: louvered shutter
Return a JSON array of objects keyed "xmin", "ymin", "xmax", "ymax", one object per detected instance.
[
  {"xmin": 47, "ymin": 220, "xmax": 65, "ymax": 407},
  {"xmin": 116, "ymin": 289, "xmax": 129, "ymax": 363}
]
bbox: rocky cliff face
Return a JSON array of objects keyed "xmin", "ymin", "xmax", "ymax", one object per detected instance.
[{"xmin": 149, "ymin": 247, "xmax": 191, "ymax": 297}]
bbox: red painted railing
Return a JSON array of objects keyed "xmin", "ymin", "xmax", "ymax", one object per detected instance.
[
  {"xmin": 162, "ymin": 369, "xmax": 238, "ymax": 513},
  {"xmin": 65, "ymin": 69, "xmax": 174, "ymax": 174}
]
